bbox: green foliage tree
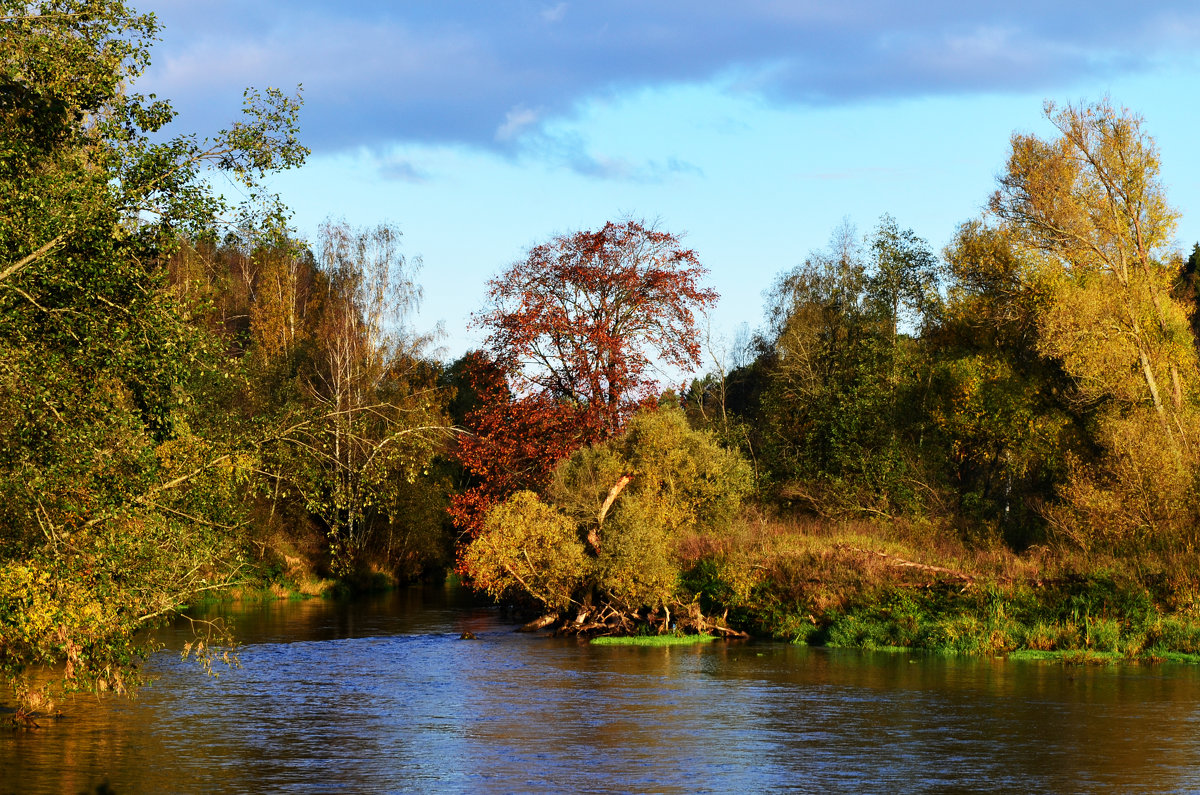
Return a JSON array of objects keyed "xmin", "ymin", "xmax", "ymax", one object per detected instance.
[
  {"xmin": 464, "ymin": 406, "xmax": 752, "ymax": 628},
  {"xmin": 867, "ymin": 214, "xmax": 941, "ymax": 339},
  {"xmin": 922, "ymin": 221, "xmax": 1079, "ymax": 545},
  {"xmin": 757, "ymin": 218, "xmax": 937, "ymax": 515},
  {"xmin": 0, "ymin": 0, "xmax": 306, "ymax": 713},
  {"xmin": 1173, "ymin": 243, "xmax": 1200, "ymax": 351}
]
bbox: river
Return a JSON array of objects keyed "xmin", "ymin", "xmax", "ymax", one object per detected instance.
[{"xmin": 4, "ymin": 585, "xmax": 1200, "ymax": 793}]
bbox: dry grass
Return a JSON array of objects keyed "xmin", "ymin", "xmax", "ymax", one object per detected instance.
[
  {"xmin": 673, "ymin": 505, "xmax": 1200, "ymax": 659},
  {"xmin": 680, "ymin": 508, "xmax": 1055, "ymax": 615}
]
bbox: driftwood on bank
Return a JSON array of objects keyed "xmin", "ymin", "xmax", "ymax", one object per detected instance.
[
  {"xmin": 517, "ymin": 599, "xmax": 749, "ymax": 640},
  {"xmin": 518, "ymin": 613, "xmax": 560, "ymax": 632},
  {"xmin": 832, "ymin": 545, "xmax": 1075, "ymax": 589}
]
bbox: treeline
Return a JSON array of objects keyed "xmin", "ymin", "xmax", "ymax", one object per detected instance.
[
  {"xmin": 689, "ymin": 102, "xmax": 1200, "ymax": 558},
  {"xmin": 454, "ymin": 103, "xmax": 1200, "ymax": 639},
  {"xmin": 0, "ymin": 1, "xmax": 460, "ymax": 716},
  {"xmin": 165, "ymin": 224, "xmax": 454, "ymax": 579}
]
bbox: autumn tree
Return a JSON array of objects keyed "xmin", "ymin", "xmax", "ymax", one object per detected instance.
[
  {"xmin": 479, "ymin": 220, "xmax": 717, "ymax": 433},
  {"xmin": 247, "ymin": 235, "xmax": 316, "ymax": 361},
  {"xmin": 993, "ymin": 100, "xmax": 1196, "ymax": 425},
  {"xmin": 451, "ymin": 220, "xmax": 717, "ymax": 533},
  {"xmin": 991, "ymin": 99, "xmax": 1200, "ymax": 548}
]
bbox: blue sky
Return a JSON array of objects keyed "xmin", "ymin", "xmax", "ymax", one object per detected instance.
[{"xmin": 138, "ymin": 1, "xmax": 1200, "ymax": 366}]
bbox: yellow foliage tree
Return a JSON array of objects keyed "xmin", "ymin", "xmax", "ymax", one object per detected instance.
[
  {"xmin": 991, "ymin": 99, "xmax": 1200, "ymax": 548},
  {"xmin": 463, "ymin": 407, "xmax": 753, "ymax": 628},
  {"xmin": 461, "ymin": 491, "xmax": 588, "ymax": 612},
  {"xmin": 992, "ymin": 99, "xmax": 1197, "ymax": 430}
]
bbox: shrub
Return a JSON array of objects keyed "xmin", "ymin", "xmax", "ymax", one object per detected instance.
[
  {"xmin": 465, "ymin": 406, "xmax": 754, "ymax": 620},
  {"xmin": 461, "ymin": 491, "xmax": 588, "ymax": 611}
]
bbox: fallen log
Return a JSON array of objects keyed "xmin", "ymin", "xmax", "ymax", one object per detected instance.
[
  {"xmin": 518, "ymin": 613, "xmax": 560, "ymax": 632},
  {"xmin": 709, "ymin": 624, "xmax": 751, "ymax": 639},
  {"xmin": 837, "ymin": 544, "xmax": 975, "ymax": 582}
]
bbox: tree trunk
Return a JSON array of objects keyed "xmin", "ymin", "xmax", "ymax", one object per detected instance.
[{"xmin": 588, "ymin": 474, "xmax": 633, "ymax": 555}]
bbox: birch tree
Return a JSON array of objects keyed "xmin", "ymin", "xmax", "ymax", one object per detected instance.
[{"xmin": 991, "ymin": 99, "xmax": 1200, "ymax": 547}]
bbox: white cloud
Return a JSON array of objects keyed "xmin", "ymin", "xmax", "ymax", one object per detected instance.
[
  {"xmin": 137, "ymin": 0, "xmax": 1200, "ymax": 159},
  {"xmin": 495, "ymin": 106, "xmax": 543, "ymax": 142}
]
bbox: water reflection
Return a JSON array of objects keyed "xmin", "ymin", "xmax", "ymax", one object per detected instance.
[{"xmin": 4, "ymin": 586, "xmax": 1200, "ymax": 793}]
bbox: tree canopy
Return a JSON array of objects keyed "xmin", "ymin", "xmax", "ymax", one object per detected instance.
[
  {"xmin": 477, "ymin": 219, "xmax": 717, "ymax": 436},
  {"xmin": 0, "ymin": 0, "xmax": 309, "ymax": 712},
  {"xmin": 450, "ymin": 220, "xmax": 718, "ymax": 535}
]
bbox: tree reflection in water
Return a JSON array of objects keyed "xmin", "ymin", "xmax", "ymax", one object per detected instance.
[{"xmin": 5, "ymin": 586, "xmax": 1199, "ymax": 793}]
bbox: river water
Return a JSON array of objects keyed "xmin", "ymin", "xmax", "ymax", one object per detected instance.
[{"xmin": 4, "ymin": 585, "xmax": 1200, "ymax": 793}]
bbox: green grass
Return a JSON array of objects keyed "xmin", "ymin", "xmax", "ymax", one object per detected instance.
[
  {"xmin": 1007, "ymin": 648, "xmax": 1124, "ymax": 664},
  {"xmin": 590, "ymin": 633, "xmax": 718, "ymax": 647},
  {"xmin": 1008, "ymin": 648, "xmax": 1200, "ymax": 665}
]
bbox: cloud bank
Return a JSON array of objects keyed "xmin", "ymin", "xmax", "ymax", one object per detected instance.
[{"xmin": 138, "ymin": 1, "xmax": 1200, "ymax": 158}]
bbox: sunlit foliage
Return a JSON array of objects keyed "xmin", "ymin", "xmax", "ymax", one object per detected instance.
[
  {"xmin": 0, "ymin": 0, "xmax": 306, "ymax": 710},
  {"xmin": 464, "ymin": 407, "xmax": 753, "ymax": 619},
  {"xmin": 450, "ymin": 220, "xmax": 718, "ymax": 535},
  {"xmin": 992, "ymin": 100, "xmax": 1200, "ymax": 550}
]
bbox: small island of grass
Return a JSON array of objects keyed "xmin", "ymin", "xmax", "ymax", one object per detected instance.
[{"xmin": 590, "ymin": 633, "xmax": 718, "ymax": 647}]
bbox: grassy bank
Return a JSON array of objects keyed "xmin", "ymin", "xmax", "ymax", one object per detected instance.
[
  {"xmin": 811, "ymin": 580, "xmax": 1200, "ymax": 662},
  {"xmin": 682, "ymin": 511, "xmax": 1200, "ymax": 663}
]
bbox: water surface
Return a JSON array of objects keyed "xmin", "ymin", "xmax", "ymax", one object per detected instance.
[{"xmin": 4, "ymin": 586, "xmax": 1200, "ymax": 793}]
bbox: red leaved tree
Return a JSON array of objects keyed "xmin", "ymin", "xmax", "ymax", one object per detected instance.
[{"xmin": 450, "ymin": 220, "xmax": 718, "ymax": 535}]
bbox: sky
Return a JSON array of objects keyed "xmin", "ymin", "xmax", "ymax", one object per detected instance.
[{"xmin": 136, "ymin": 1, "xmax": 1200, "ymax": 367}]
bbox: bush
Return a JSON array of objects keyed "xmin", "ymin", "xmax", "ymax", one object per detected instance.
[
  {"xmin": 461, "ymin": 491, "xmax": 588, "ymax": 611},
  {"xmin": 465, "ymin": 406, "xmax": 754, "ymax": 619}
]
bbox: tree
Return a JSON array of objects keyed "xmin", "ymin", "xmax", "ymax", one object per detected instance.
[
  {"xmin": 460, "ymin": 491, "xmax": 589, "ymax": 613},
  {"xmin": 310, "ymin": 222, "xmax": 445, "ymax": 570},
  {"xmin": 867, "ymin": 214, "xmax": 941, "ymax": 340},
  {"xmin": 463, "ymin": 407, "xmax": 752, "ymax": 632},
  {"xmin": 451, "ymin": 220, "xmax": 717, "ymax": 534},
  {"xmin": 0, "ymin": 0, "xmax": 306, "ymax": 714},
  {"xmin": 448, "ymin": 375, "xmax": 587, "ymax": 536},
  {"xmin": 1173, "ymin": 243, "xmax": 1200, "ymax": 354},
  {"xmin": 162, "ymin": 225, "xmax": 456, "ymax": 582},
  {"xmin": 992, "ymin": 99, "xmax": 1195, "ymax": 432},
  {"xmin": 757, "ymin": 218, "xmax": 937, "ymax": 515},
  {"xmin": 477, "ymin": 219, "xmax": 718, "ymax": 436},
  {"xmin": 923, "ymin": 221, "xmax": 1078, "ymax": 545},
  {"xmin": 991, "ymin": 99, "xmax": 1200, "ymax": 548}
]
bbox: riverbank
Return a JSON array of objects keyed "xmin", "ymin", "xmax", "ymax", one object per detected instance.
[
  {"xmin": 196, "ymin": 509, "xmax": 1200, "ymax": 667},
  {"xmin": 683, "ymin": 511, "xmax": 1200, "ymax": 664}
]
